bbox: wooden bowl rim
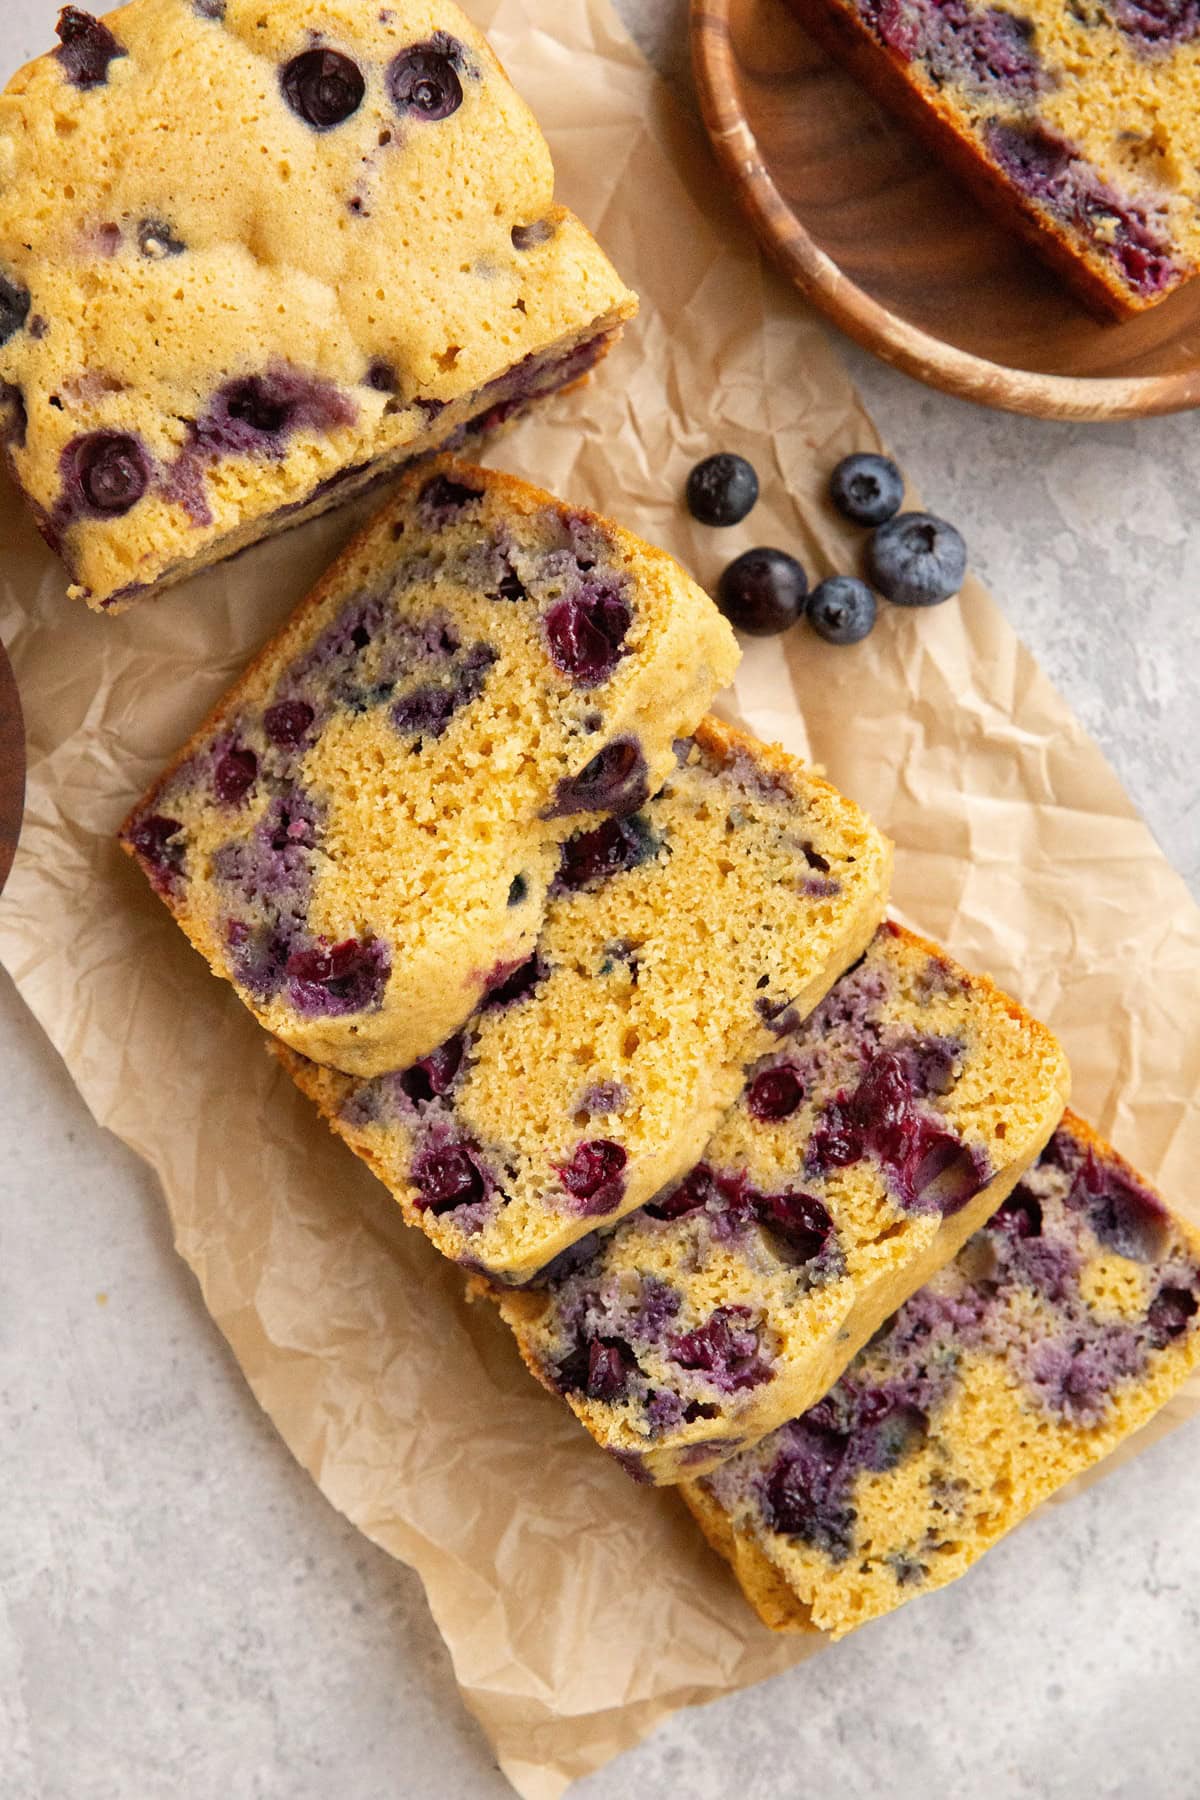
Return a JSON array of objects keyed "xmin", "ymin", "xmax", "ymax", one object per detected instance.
[
  {"xmin": 690, "ymin": 0, "xmax": 1200, "ymax": 422},
  {"xmin": 0, "ymin": 638, "xmax": 26, "ymax": 900}
]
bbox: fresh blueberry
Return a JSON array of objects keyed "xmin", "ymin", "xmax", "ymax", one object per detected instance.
[
  {"xmin": 829, "ymin": 453, "xmax": 903, "ymax": 526},
  {"xmin": 868, "ymin": 512, "xmax": 967, "ymax": 607},
  {"xmin": 806, "ymin": 576, "xmax": 877, "ymax": 646},
  {"xmin": 387, "ymin": 41, "xmax": 464, "ymax": 120},
  {"xmin": 0, "ymin": 272, "xmax": 31, "ymax": 348},
  {"xmin": 263, "ymin": 699, "xmax": 315, "ymax": 748},
  {"xmin": 686, "ymin": 453, "xmax": 759, "ymax": 527},
  {"xmin": 55, "ymin": 7, "xmax": 125, "ymax": 89},
  {"xmin": 717, "ymin": 548, "xmax": 808, "ymax": 636},
  {"xmin": 281, "ymin": 49, "xmax": 365, "ymax": 130},
  {"xmin": 62, "ymin": 432, "xmax": 151, "ymax": 517}
]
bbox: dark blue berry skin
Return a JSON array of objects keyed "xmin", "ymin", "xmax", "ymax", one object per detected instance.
[
  {"xmin": 868, "ymin": 513, "xmax": 967, "ymax": 607},
  {"xmin": 807, "ymin": 576, "xmax": 877, "ymax": 645},
  {"xmin": 686, "ymin": 453, "xmax": 759, "ymax": 527},
  {"xmin": 830, "ymin": 453, "xmax": 904, "ymax": 527},
  {"xmin": 717, "ymin": 548, "xmax": 808, "ymax": 636}
]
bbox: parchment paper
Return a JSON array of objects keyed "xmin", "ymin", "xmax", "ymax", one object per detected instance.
[{"xmin": 1, "ymin": 1, "xmax": 1198, "ymax": 1795}]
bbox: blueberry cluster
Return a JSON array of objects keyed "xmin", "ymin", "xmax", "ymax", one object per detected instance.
[{"xmin": 683, "ymin": 452, "xmax": 967, "ymax": 648}]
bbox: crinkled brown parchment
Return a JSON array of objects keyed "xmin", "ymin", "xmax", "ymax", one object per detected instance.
[{"xmin": 0, "ymin": 2, "xmax": 1197, "ymax": 1795}]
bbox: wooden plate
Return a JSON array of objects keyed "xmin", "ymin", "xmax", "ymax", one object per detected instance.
[
  {"xmin": 0, "ymin": 640, "xmax": 25, "ymax": 899},
  {"xmin": 691, "ymin": 0, "xmax": 1200, "ymax": 419}
]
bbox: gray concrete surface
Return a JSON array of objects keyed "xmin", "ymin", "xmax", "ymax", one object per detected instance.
[{"xmin": 2, "ymin": 2, "xmax": 1198, "ymax": 1797}]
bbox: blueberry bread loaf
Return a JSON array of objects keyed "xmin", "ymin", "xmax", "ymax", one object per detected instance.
[
  {"xmin": 685, "ymin": 1112, "xmax": 1200, "ymax": 1636},
  {"xmin": 0, "ymin": 1, "xmax": 636, "ymax": 611},
  {"xmin": 122, "ymin": 459, "xmax": 739, "ymax": 1077},
  {"xmin": 275, "ymin": 719, "xmax": 893, "ymax": 1282},
  {"xmin": 496, "ymin": 922, "xmax": 1070, "ymax": 1481},
  {"xmin": 788, "ymin": 0, "xmax": 1200, "ymax": 315}
]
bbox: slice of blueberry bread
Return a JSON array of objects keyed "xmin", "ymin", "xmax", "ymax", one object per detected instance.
[
  {"xmin": 789, "ymin": 0, "xmax": 1200, "ymax": 315},
  {"xmin": 121, "ymin": 458, "xmax": 740, "ymax": 1077},
  {"xmin": 0, "ymin": 1, "xmax": 636, "ymax": 611},
  {"xmin": 495, "ymin": 922, "xmax": 1070, "ymax": 1481},
  {"xmin": 275, "ymin": 718, "xmax": 893, "ymax": 1282},
  {"xmin": 685, "ymin": 1111, "xmax": 1200, "ymax": 1637}
]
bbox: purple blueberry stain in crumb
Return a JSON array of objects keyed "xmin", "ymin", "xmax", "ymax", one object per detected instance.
[
  {"xmin": 557, "ymin": 1139, "xmax": 628, "ymax": 1215},
  {"xmin": 281, "ymin": 49, "xmax": 366, "ymax": 131},
  {"xmin": 193, "ymin": 0, "xmax": 225, "ymax": 16},
  {"xmin": 760, "ymin": 1384, "xmax": 929, "ymax": 1559},
  {"xmin": 57, "ymin": 432, "xmax": 152, "ymax": 522},
  {"xmin": 579, "ymin": 1079, "xmax": 629, "ymax": 1118},
  {"xmin": 556, "ymin": 814, "xmax": 659, "ymax": 892},
  {"xmin": 507, "ymin": 874, "xmax": 528, "ymax": 907},
  {"xmin": 1068, "ymin": 1151, "xmax": 1170, "ymax": 1262},
  {"xmin": 127, "ymin": 814, "xmax": 185, "ymax": 892},
  {"xmin": 0, "ymin": 272, "xmax": 31, "ymax": 347},
  {"xmin": 212, "ymin": 744, "xmax": 258, "ymax": 806},
  {"xmin": 418, "ymin": 471, "xmax": 485, "ymax": 526},
  {"xmin": 387, "ymin": 37, "xmax": 465, "ymax": 120},
  {"xmin": 985, "ymin": 121, "xmax": 1178, "ymax": 298},
  {"xmin": 610, "ymin": 1449, "xmax": 653, "ymax": 1485},
  {"xmin": 55, "ymin": 7, "xmax": 126, "ymax": 89},
  {"xmin": 285, "ymin": 935, "xmax": 390, "ymax": 1017},
  {"xmin": 891, "ymin": 0, "xmax": 1049, "ymax": 100},
  {"xmin": 391, "ymin": 642, "xmax": 497, "ymax": 741},
  {"xmin": 543, "ymin": 584, "xmax": 632, "ymax": 687},
  {"xmin": 1106, "ymin": 0, "xmax": 1200, "ymax": 49},
  {"xmin": 667, "ymin": 1307, "xmax": 772, "ymax": 1393},
  {"xmin": 1028, "ymin": 1328, "xmax": 1143, "ymax": 1423},
  {"xmin": 542, "ymin": 737, "xmax": 649, "ymax": 820}
]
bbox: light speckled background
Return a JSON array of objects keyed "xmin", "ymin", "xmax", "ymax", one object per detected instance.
[{"xmin": 1, "ymin": 3, "xmax": 1197, "ymax": 1796}]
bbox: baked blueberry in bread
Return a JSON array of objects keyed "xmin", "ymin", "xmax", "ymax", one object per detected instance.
[
  {"xmin": 0, "ymin": 0, "xmax": 635, "ymax": 609},
  {"xmin": 122, "ymin": 458, "xmax": 739, "ymax": 1077},
  {"xmin": 685, "ymin": 1111, "xmax": 1200, "ymax": 1635}
]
